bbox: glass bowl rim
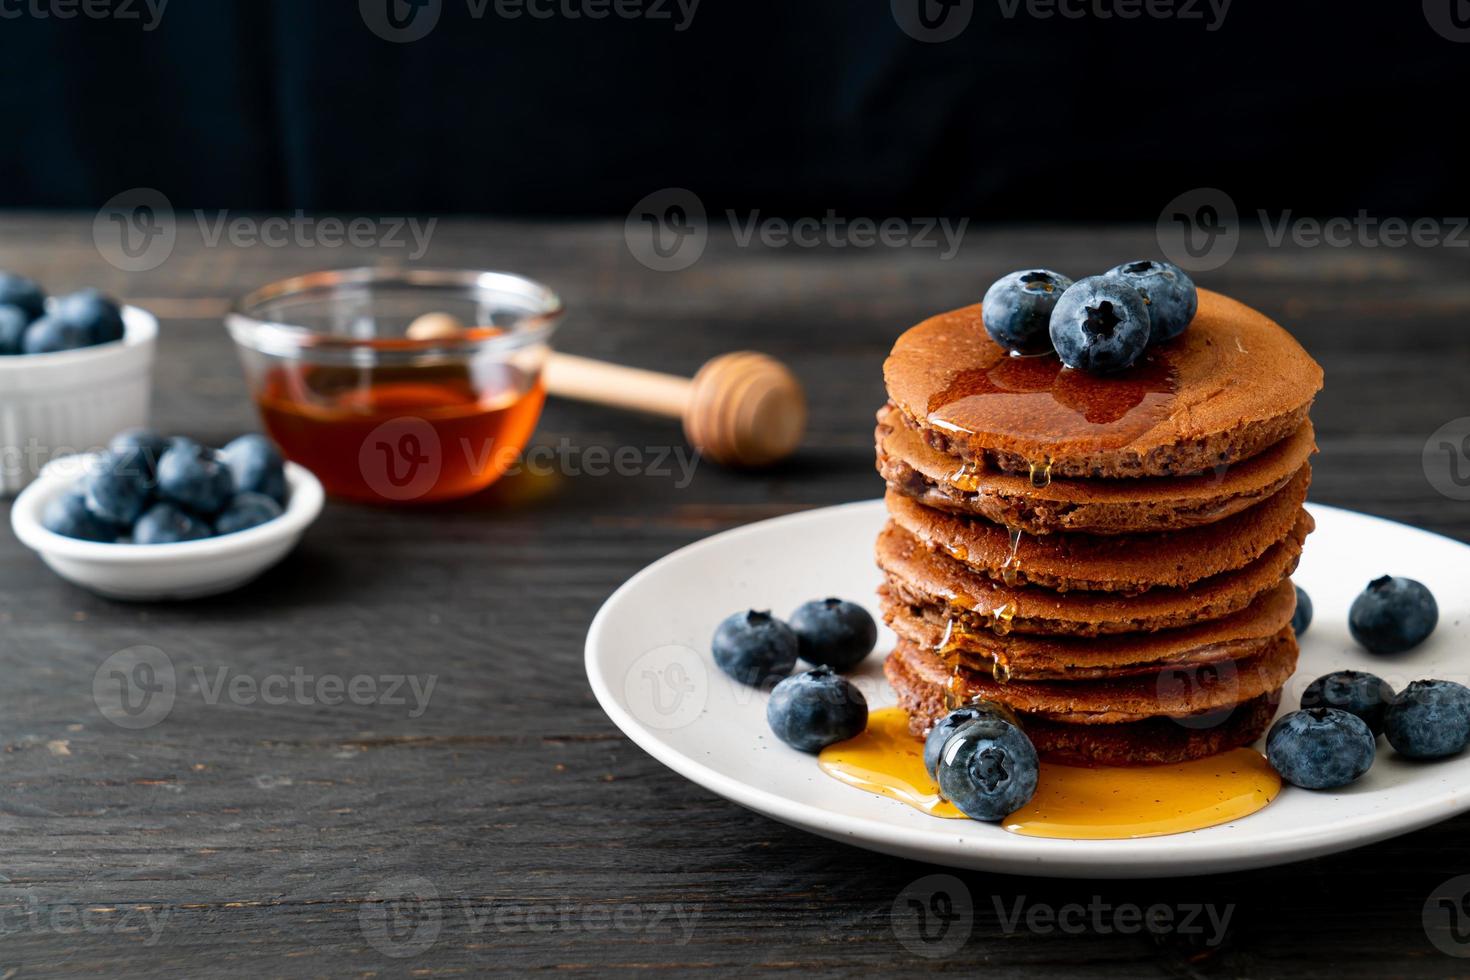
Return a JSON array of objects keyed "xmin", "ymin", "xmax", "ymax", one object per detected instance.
[{"xmin": 227, "ymin": 266, "xmax": 564, "ymax": 360}]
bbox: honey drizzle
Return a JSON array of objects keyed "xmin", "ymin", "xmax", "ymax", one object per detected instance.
[
  {"xmin": 1028, "ymin": 456, "xmax": 1053, "ymax": 489},
  {"xmin": 817, "ymin": 708, "xmax": 1283, "ymax": 838},
  {"xmin": 950, "ymin": 461, "xmax": 982, "ymax": 493},
  {"xmin": 1000, "ymin": 526, "xmax": 1024, "ymax": 587}
]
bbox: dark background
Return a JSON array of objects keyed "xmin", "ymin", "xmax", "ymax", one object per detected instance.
[{"xmin": 0, "ymin": 0, "xmax": 1463, "ymax": 219}]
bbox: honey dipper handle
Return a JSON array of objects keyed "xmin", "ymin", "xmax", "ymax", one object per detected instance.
[
  {"xmin": 542, "ymin": 350, "xmax": 806, "ymax": 468},
  {"xmin": 542, "ymin": 353, "xmax": 693, "ymax": 419}
]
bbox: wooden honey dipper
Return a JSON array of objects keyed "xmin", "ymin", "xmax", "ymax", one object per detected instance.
[{"xmin": 408, "ymin": 314, "xmax": 806, "ymax": 467}]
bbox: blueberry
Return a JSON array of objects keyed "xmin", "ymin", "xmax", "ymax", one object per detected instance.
[
  {"xmin": 1103, "ymin": 259, "xmax": 1198, "ymax": 344},
  {"xmin": 1291, "ymin": 584, "xmax": 1313, "ymax": 636},
  {"xmin": 156, "ymin": 439, "xmax": 235, "ymax": 515},
  {"xmin": 765, "ymin": 668, "xmax": 868, "ymax": 753},
  {"xmin": 53, "ymin": 288, "xmax": 125, "ymax": 346},
  {"xmin": 981, "ymin": 269, "xmax": 1074, "ymax": 355},
  {"xmin": 1349, "ymin": 576, "xmax": 1438, "ymax": 654},
  {"xmin": 1300, "ymin": 670, "xmax": 1395, "ymax": 737},
  {"xmin": 1048, "ymin": 276, "xmax": 1151, "ymax": 373},
  {"xmin": 0, "ymin": 272, "xmax": 46, "ymax": 322},
  {"xmin": 923, "ymin": 702, "xmax": 1020, "ymax": 781},
  {"xmin": 21, "ymin": 315, "xmax": 91, "ymax": 354},
  {"xmin": 133, "ymin": 502, "xmax": 213, "ymax": 544},
  {"xmin": 0, "ymin": 304, "xmax": 33, "ymax": 355},
  {"xmin": 1384, "ymin": 679, "xmax": 1470, "ymax": 760},
  {"xmin": 1266, "ymin": 708, "xmax": 1376, "ymax": 790},
  {"xmin": 712, "ymin": 610, "xmax": 798, "ymax": 688},
  {"xmin": 935, "ymin": 718, "xmax": 1039, "ymax": 821},
  {"xmin": 107, "ymin": 429, "xmax": 171, "ymax": 480},
  {"xmin": 220, "ymin": 434, "xmax": 287, "ymax": 505},
  {"xmin": 788, "ymin": 598, "xmax": 878, "ymax": 671},
  {"xmin": 82, "ymin": 448, "xmax": 155, "ymax": 526},
  {"xmin": 214, "ymin": 492, "xmax": 285, "ymax": 536},
  {"xmin": 41, "ymin": 490, "xmax": 120, "ymax": 543}
]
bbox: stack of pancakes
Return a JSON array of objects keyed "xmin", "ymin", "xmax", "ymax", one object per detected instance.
[{"xmin": 877, "ymin": 289, "xmax": 1324, "ymax": 766}]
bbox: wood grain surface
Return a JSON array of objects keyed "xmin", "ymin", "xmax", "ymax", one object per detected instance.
[{"xmin": 2, "ymin": 213, "xmax": 1469, "ymax": 977}]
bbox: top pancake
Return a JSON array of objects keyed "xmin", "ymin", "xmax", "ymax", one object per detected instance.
[{"xmin": 883, "ymin": 289, "xmax": 1324, "ymax": 479}]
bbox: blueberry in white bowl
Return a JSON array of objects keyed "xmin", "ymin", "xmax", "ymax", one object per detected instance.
[
  {"xmin": 157, "ymin": 438, "xmax": 235, "ymax": 516},
  {"xmin": 221, "ymin": 433, "xmax": 288, "ymax": 505},
  {"xmin": 0, "ymin": 272, "xmax": 47, "ymax": 323},
  {"xmin": 133, "ymin": 501, "xmax": 213, "ymax": 544}
]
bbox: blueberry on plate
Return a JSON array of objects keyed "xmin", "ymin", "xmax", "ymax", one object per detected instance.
[
  {"xmin": 1384, "ymin": 679, "xmax": 1470, "ymax": 760},
  {"xmin": 157, "ymin": 438, "xmax": 235, "ymax": 515},
  {"xmin": 788, "ymin": 598, "xmax": 878, "ymax": 671},
  {"xmin": 83, "ymin": 448, "xmax": 155, "ymax": 526},
  {"xmin": 133, "ymin": 502, "xmax": 213, "ymax": 544},
  {"xmin": 221, "ymin": 434, "xmax": 287, "ymax": 505},
  {"xmin": 923, "ymin": 702, "xmax": 1020, "ymax": 780},
  {"xmin": 41, "ymin": 490, "xmax": 120, "ymax": 543},
  {"xmin": 53, "ymin": 288, "xmax": 125, "ymax": 346},
  {"xmin": 712, "ymin": 609, "xmax": 799, "ymax": 688},
  {"xmin": 21, "ymin": 315, "xmax": 91, "ymax": 354},
  {"xmin": 1266, "ymin": 708, "xmax": 1376, "ymax": 790},
  {"xmin": 981, "ymin": 269, "xmax": 1073, "ymax": 355},
  {"xmin": 935, "ymin": 717, "xmax": 1039, "ymax": 821},
  {"xmin": 1103, "ymin": 259, "xmax": 1198, "ymax": 344},
  {"xmin": 1349, "ymin": 575, "xmax": 1438, "ymax": 654},
  {"xmin": 0, "ymin": 304, "xmax": 30, "ymax": 354},
  {"xmin": 766, "ymin": 668, "xmax": 868, "ymax": 753},
  {"xmin": 108, "ymin": 429, "xmax": 172, "ymax": 480},
  {"xmin": 0, "ymin": 272, "xmax": 46, "ymax": 322},
  {"xmin": 214, "ymin": 492, "xmax": 285, "ymax": 536},
  {"xmin": 1048, "ymin": 276, "xmax": 1151, "ymax": 373},
  {"xmin": 1291, "ymin": 584, "xmax": 1313, "ymax": 636},
  {"xmin": 1300, "ymin": 670, "xmax": 1395, "ymax": 737}
]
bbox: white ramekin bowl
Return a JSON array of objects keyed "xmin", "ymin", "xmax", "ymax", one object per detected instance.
[
  {"xmin": 9, "ymin": 453, "xmax": 325, "ymax": 601},
  {"xmin": 0, "ymin": 305, "xmax": 157, "ymax": 496}
]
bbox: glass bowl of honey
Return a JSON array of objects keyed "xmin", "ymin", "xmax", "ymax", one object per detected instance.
[{"xmin": 227, "ymin": 268, "xmax": 562, "ymax": 504}]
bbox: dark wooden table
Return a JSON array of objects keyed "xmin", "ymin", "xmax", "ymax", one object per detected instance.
[{"xmin": 3, "ymin": 214, "xmax": 1469, "ymax": 977}]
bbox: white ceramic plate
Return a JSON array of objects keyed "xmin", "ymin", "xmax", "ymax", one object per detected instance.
[{"xmin": 587, "ymin": 501, "xmax": 1470, "ymax": 878}]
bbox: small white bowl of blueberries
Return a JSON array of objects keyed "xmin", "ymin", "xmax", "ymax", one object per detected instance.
[
  {"xmin": 0, "ymin": 270, "xmax": 158, "ymax": 495},
  {"xmin": 10, "ymin": 429, "xmax": 324, "ymax": 601}
]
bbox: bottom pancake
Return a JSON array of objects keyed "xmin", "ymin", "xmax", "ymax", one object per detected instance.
[{"xmin": 884, "ymin": 639, "xmax": 1289, "ymax": 766}]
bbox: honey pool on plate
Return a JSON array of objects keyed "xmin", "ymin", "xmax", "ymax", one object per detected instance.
[{"xmin": 818, "ymin": 707, "xmax": 1282, "ymax": 839}]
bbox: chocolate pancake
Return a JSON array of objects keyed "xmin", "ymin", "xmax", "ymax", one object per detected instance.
[
  {"xmin": 877, "ymin": 404, "xmax": 1317, "ymax": 535},
  {"xmin": 876, "ymin": 513, "xmax": 1311, "ymax": 637},
  {"xmin": 883, "ymin": 289, "xmax": 1324, "ymax": 479},
  {"xmin": 884, "ymin": 638, "xmax": 1291, "ymax": 765},
  {"xmin": 884, "ymin": 465, "xmax": 1309, "ymax": 593},
  {"xmin": 881, "ymin": 578, "xmax": 1298, "ymax": 681}
]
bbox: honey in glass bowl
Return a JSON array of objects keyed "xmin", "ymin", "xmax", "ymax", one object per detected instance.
[{"xmin": 228, "ymin": 269, "xmax": 561, "ymax": 504}]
